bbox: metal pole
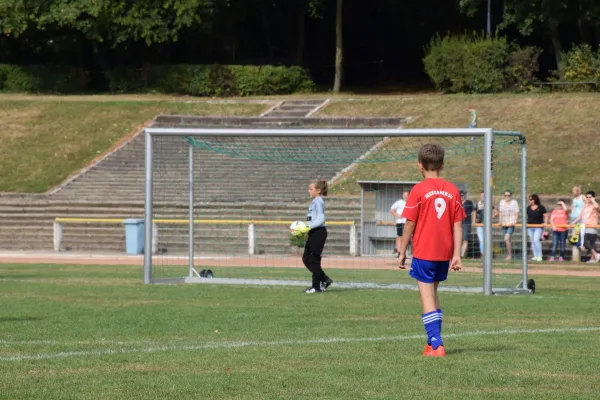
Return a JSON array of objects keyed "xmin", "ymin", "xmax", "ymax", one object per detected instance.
[
  {"xmin": 486, "ymin": 0, "xmax": 492, "ymax": 37},
  {"xmin": 143, "ymin": 131, "xmax": 153, "ymax": 284},
  {"xmin": 146, "ymin": 128, "xmax": 497, "ymax": 137},
  {"xmin": 521, "ymin": 143, "xmax": 528, "ymax": 289},
  {"xmin": 189, "ymin": 142, "xmax": 195, "ymax": 277},
  {"xmin": 360, "ymin": 187, "xmax": 364, "ymax": 256},
  {"xmin": 483, "ymin": 128, "xmax": 493, "ymax": 295}
]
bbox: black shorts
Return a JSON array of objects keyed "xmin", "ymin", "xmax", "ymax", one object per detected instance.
[
  {"xmin": 583, "ymin": 233, "xmax": 597, "ymax": 252},
  {"xmin": 396, "ymin": 223, "xmax": 405, "ymax": 237},
  {"xmin": 463, "ymin": 224, "xmax": 472, "ymax": 241}
]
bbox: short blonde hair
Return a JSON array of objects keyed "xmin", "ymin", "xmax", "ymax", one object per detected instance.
[{"xmin": 573, "ymin": 185, "xmax": 582, "ymax": 196}]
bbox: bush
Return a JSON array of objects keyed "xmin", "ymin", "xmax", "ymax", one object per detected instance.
[
  {"xmin": 0, "ymin": 64, "xmax": 88, "ymax": 93},
  {"xmin": 551, "ymin": 44, "xmax": 600, "ymax": 91},
  {"xmin": 505, "ymin": 46, "xmax": 542, "ymax": 92},
  {"xmin": 463, "ymin": 37, "xmax": 510, "ymax": 93},
  {"xmin": 423, "ymin": 33, "xmax": 540, "ymax": 93},
  {"xmin": 105, "ymin": 67, "xmax": 146, "ymax": 92},
  {"xmin": 106, "ymin": 64, "xmax": 315, "ymax": 96},
  {"xmin": 423, "ymin": 34, "xmax": 469, "ymax": 92}
]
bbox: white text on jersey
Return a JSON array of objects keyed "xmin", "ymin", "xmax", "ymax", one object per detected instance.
[{"xmin": 424, "ymin": 190, "xmax": 454, "ymax": 200}]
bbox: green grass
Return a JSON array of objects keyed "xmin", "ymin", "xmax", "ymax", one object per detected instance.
[
  {"xmin": 0, "ymin": 97, "xmax": 267, "ymax": 192},
  {"xmin": 321, "ymin": 92, "xmax": 600, "ymax": 195},
  {"xmin": 1, "ymin": 263, "xmax": 599, "ymax": 399}
]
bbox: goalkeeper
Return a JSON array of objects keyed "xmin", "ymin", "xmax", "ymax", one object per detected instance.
[{"xmin": 294, "ymin": 179, "xmax": 333, "ymax": 293}]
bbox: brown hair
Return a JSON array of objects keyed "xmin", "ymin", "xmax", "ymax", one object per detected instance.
[
  {"xmin": 418, "ymin": 143, "xmax": 445, "ymax": 171},
  {"xmin": 310, "ymin": 179, "xmax": 328, "ymax": 196},
  {"xmin": 529, "ymin": 193, "xmax": 541, "ymax": 206}
]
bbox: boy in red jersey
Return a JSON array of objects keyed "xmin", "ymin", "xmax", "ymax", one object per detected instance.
[{"xmin": 397, "ymin": 143, "xmax": 465, "ymax": 357}]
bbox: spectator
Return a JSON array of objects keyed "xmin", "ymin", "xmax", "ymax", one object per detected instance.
[
  {"xmin": 468, "ymin": 107, "xmax": 478, "ymax": 128},
  {"xmin": 526, "ymin": 194, "xmax": 548, "ymax": 262},
  {"xmin": 460, "ymin": 191, "xmax": 475, "ymax": 258},
  {"xmin": 390, "ymin": 191, "xmax": 409, "ymax": 254},
  {"xmin": 498, "ymin": 190, "xmax": 519, "ymax": 260},
  {"xmin": 474, "ymin": 191, "xmax": 498, "ymax": 258},
  {"xmin": 549, "ymin": 200, "xmax": 569, "ymax": 262},
  {"xmin": 573, "ymin": 191, "xmax": 600, "ymax": 263},
  {"xmin": 570, "ymin": 185, "xmax": 585, "ymax": 248}
]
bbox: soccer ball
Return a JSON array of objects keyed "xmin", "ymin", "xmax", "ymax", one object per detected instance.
[{"xmin": 290, "ymin": 220, "xmax": 306, "ymax": 235}]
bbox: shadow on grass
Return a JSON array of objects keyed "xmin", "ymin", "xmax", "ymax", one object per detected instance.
[
  {"xmin": 0, "ymin": 317, "xmax": 42, "ymax": 323},
  {"xmin": 446, "ymin": 345, "xmax": 514, "ymax": 355}
]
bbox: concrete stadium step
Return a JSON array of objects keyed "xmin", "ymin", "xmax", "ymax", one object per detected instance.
[
  {"xmin": 0, "ymin": 112, "xmax": 409, "ymax": 253},
  {"xmin": 56, "ymin": 230, "xmax": 358, "ymax": 242},
  {"xmin": 279, "ymin": 100, "xmax": 324, "ymax": 106},
  {"xmin": 1, "ymin": 202, "xmax": 360, "ymax": 212},
  {"xmin": 263, "ymin": 111, "xmax": 311, "ymax": 118},
  {"xmin": 277, "ymin": 105, "xmax": 317, "ymax": 111},
  {"xmin": 261, "ymin": 100, "xmax": 325, "ymax": 118},
  {"xmin": 0, "ymin": 205, "xmax": 361, "ymax": 215},
  {"xmin": 0, "ymin": 198, "xmax": 362, "ymax": 210},
  {"xmin": 57, "ymin": 240, "xmax": 354, "ymax": 255},
  {"xmin": 0, "ymin": 208, "xmax": 361, "ymax": 218},
  {"xmin": 151, "ymin": 116, "xmax": 405, "ymax": 128}
]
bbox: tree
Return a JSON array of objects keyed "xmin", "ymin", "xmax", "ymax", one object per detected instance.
[
  {"xmin": 579, "ymin": 0, "xmax": 600, "ymax": 47},
  {"xmin": 0, "ymin": 0, "xmax": 215, "ymax": 45},
  {"xmin": 297, "ymin": 0, "xmax": 343, "ymax": 92},
  {"xmin": 459, "ymin": 0, "xmax": 492, "ymax": 37},
  {"xmin": 461, "ymin": 0, "xmax": 569, "ymax": 71},
  {"xmin": 333, "ymin": 0, "xmax": 343, "ymax": 92},
  {"xmin": 500, "ymin": 0, "xmax": 569, "ymax": 72}
]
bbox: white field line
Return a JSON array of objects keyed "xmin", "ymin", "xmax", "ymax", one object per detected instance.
[
  {"xmin": 1, "ymin": 326, "xmax": 599, "ymax": 362},
  {"xmin": 0, "ymin": 339, "xmax": 158, "ymax": 346}
]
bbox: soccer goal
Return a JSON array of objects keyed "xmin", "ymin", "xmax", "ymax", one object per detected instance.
[{"xmin": 143, "ymin": 127, "xmax": 531, "ymax": 295}]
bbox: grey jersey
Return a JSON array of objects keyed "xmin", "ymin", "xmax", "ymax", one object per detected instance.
[{"xmin": 306, "ymin": 196, "xmax": 326, "ymax": 229}]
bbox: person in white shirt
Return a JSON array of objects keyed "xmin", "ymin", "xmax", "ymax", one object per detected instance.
[
  {"xmin": 498, "ymin": 190, "xmax": 520, "ymax": 260},
  {"xmin": 390, "ymin": 191, "xmax": 409, "ymax": 254}
]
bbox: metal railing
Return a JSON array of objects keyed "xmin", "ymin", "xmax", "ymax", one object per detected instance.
[{"xmin": 53, "ymin": 218, "xmax": 357, "ymax": 256}]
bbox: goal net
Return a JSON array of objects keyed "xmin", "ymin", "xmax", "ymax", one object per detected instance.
[{"xmin": 143, "ymin": 128, "xmax": 530, "ymax": 295}]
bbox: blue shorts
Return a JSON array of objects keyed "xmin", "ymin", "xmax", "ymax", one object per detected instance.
[
  {"xmin": 502, "ymin": 227, "xmax": 515, "ymax": 235},
  {"xmin": 409, "ymin": 257, "xmax": 450, "ymax": 283}
]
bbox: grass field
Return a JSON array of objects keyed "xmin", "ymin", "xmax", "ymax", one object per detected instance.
[{"xmin": 1, "ymin": 263, "xmax": 599, "ymax": 399}]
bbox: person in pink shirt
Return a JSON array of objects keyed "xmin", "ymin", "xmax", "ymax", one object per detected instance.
[{"xmin": 549, "ymin": 200, "xmax": 569, "ymax": 262}]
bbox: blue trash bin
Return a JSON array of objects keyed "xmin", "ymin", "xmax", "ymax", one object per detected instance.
[{"xmin": 123, "ymin": 219, "xmax": 145, "ymax": 255}]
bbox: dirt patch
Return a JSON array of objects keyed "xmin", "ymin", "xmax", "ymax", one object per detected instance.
[{"xmin": 0, "ymin": 105, "xmax": 44, "ymax": 142}]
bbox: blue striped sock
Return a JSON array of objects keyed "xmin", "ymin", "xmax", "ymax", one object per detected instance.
[
  {"xmin": 437, "ymin": 308, "xmax": 443, "ymax": 335},
  {"xmin": 422, "ymin": 311, "xmax": 442, "ymax": 349}
]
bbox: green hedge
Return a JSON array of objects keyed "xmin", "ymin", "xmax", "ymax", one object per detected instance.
[
  {"xmin": 423, "ymin": 33, "xmax": 540, "ymax": 93},
  {"xmin": 0, "ymin": 64, "xmax": 88, "ymax": 93},
  {"xmin": 0, "ymin": 63, "xmax": 315, "ymax": 96},
  {"xmin": 550, "ymin": 45, "xmax": 600, "ymax": 91},
  {"xmin": 106, "ymin": 64, "xmax": 316, "ymax": 96}
]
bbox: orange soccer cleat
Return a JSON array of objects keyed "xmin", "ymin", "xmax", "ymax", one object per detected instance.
[
  {"xmin": 422, "ymin": 344, "xmax": 433, "ymax": 356},
  {"xmin": 425, "ymin": 345, "xmax": 446, "ymax": 357}
]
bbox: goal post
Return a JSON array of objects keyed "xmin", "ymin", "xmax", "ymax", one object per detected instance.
[{"xmin": 143, "ymin": 127, "xmax": 529, "ymax": 295}]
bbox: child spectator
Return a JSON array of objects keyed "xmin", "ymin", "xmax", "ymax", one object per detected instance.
[{"xmin": 549, "ymin": 200, "xmax": 569, "ymax": 262}]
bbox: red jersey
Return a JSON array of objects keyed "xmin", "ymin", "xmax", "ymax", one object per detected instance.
[{"xmin": 401, "ymin": 178, "xmax": 465, "ymax": 261}]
